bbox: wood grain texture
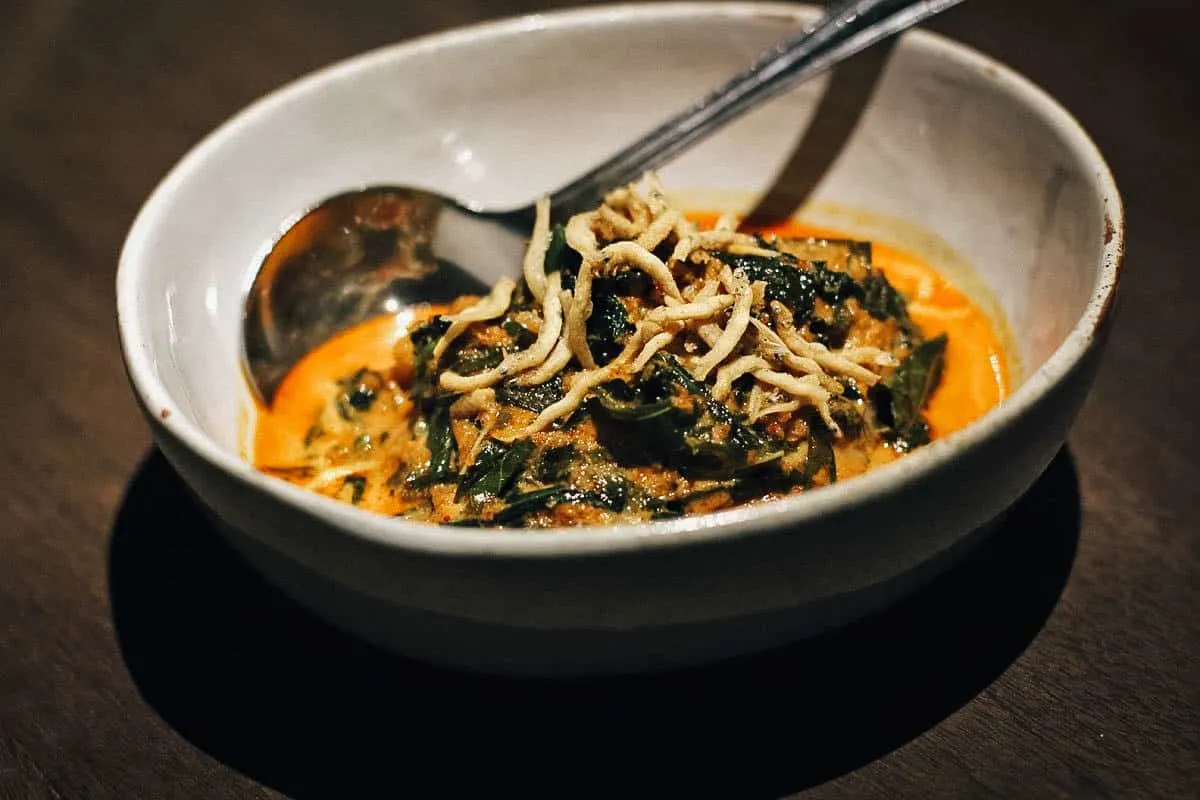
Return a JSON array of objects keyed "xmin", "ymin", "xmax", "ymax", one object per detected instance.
[{"xmin": 0, "ymin": 0, "xmax": 1195, "ymax": 797}]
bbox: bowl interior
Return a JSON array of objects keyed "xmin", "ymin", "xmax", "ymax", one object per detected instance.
[{"xmin": 119, "ymin": 2, "xmax": 1117, "ymax": 474}]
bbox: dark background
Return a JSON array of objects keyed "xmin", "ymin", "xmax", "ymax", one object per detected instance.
[{"xmin": 1, "ymin": 1, "xmax": 1196, "ymax": 797}]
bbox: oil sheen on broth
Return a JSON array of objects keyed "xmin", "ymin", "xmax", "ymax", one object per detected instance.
[{"xmin": 254, "ymin": 188, "xmax": 1010, "ymax": 527}]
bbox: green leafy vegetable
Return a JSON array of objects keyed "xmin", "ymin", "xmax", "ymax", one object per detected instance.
[
  {"xmin": 811, "ymin": 261, "xmax": 861, "ymax": 305},
  {"xmin": 595, "ymin": 271, "xmax": 651, "ymax": 297},
  {"xmin": 407, "ymin": 397, "xmax": 457, "ymax": 486},
  {"xmin": 543, "ymin": 223, "xmax": 581, "ymax": 288},
  {"xmin": 340, "ymin": 474, "xmax": 367, "ymax": 504},
  {"xmin": 455, "ymin": 438, "xmax": 535, "ymax": 504},
  {"xmin": 586, "ymin": 292, "xmax": 633, "ymax": 365},
  {"xmin": 714, "ymin": 252, "xmax": 857, "ymax": 322},
  {"xmin": 591, "ymin": 354, "xmax": 778, "ymax": 478},
  {"xmin": 807, "ymin": 302, "xmax": 856, "ymax": 349},
  {"xmin": 860, "ymin": 272, "xmax": 916, "ymax": 335},
  {"xmin": 533, "ymin": 444, "xmax": 575, "ymax": 484},
  {"xmin": 491, "ymin": 486, "xmax": 623, "ymax": 526},
  {"xmin": 872, "ymin": 333, "xmax": 947, "ymax": 450},
  {"xmin": 409, "ymin": 317, "xmax": 451, "ymax": 399},
  {"xmin": 501, "ymin": 319, "xmax": 537, "ymax": 349},
  {"xmin": 828, "ymin": 396, "xmax": 866, "ymax": 441},
  {"xmin": 646, "ymin": 468, "xmax": 800, "ymax": 519},
  {"xmin": 592, "ymin": 381, "xmax": 673, "ymax": 421},
  {"xmin": 802, "ymin": 421, "xmax": 837, "ymax": 485},
  {"xmin": 497, "ymin": 374, "xmax": 564, "ymax": 412},
  {"xmin": 722, "ymin": 240, "xmax": 916, "ymax": 337},
  {"xmin": 334, "ymin": 368, "xmax": 385, "ymax": 419},
  {"xmin": 653, "ymin": 354, "xmax": 769, "ymax": 455},
  {"xmin": 335, "ymin": 368, "xmax": 381, "ymax": 419},
  {"xmin": 452, "ymin": 346, "xmax": 503, "ymax": 376},
  {"xmin": 715, "ymin": 252, "xmax": 814, "ymax": 315},
  {"xmin": 645, "ymin": 488, "xmax": 725, "ymax": 520},
  {"xmin": 594, "ymin": 473, "xmax": 629, "ymax": 512}
]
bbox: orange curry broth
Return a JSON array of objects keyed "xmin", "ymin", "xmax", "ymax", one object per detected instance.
[
  {"xmin": 253, "ymin": 310, "xmax": 440, "ymax": 467},
  {"xmin": 254, "ymin": 219, "xmax": 1010, "ymax": 466}
]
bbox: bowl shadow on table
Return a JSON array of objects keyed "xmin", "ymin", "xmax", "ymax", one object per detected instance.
[{"xmin": 108, "ymin": 448, "xmax": 1080, "ymax": 799}]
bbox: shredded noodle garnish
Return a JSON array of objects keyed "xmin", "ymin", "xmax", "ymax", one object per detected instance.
[
  {"xmin": 432, "ymin": 174, "xmax": 903, "ymax": 437},
  {"xmin": 432, "ymin": 278, "xmax": 516, "ymax": 362},
  {"xmin": 439, "ymin": 272, "xmax": 564, "ymax": 392},
  {"xmin": 522, "ymin": 197, "xmax": 552, "ymax": 303}
]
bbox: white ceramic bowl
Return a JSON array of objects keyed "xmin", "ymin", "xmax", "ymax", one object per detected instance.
[{"xmin": 117, "ymin": 2, "xmax": 1123, "ymax": 675}]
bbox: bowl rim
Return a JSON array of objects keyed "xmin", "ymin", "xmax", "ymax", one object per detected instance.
[{"xmin": 116, "ymin": 1, "xmax": 1125, "ymax": 559}]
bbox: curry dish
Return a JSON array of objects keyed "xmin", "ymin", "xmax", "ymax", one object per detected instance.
[{"xmin": 254, "ymin": 176, "xmax": 1010, "ymax": 527}]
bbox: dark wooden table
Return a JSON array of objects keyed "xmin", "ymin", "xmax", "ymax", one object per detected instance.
[{"xmin": 2, "ymin": 0, "xmax": 1196, "ymax": 797}]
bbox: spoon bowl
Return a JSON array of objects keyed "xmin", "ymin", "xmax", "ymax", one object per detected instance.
[{"xmin": 243, "ymin": 187, "xmax": 501, "ymax": 401}]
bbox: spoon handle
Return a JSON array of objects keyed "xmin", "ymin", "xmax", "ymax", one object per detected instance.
[{"xmin": 541, "ymin": 0, "xmax": 966, "ymax": 218}]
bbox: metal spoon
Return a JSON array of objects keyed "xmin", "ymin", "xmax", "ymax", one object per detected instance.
[{"xmin": 244, "ymin": 0, "xmax": 965, "ymax": 404}]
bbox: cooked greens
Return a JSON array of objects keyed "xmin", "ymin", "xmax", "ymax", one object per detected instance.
[
  {"xmin": 496, "ymin": 375, "xmax": 565, "ymax": 412},
  {"xmin": 455, "ymin": 438, "xmax": 535, "ymax": 504},
  {"xmin": 872, "ymin": 333, "xmax": 947, "ymax": 450},
  {"xmin": 257, "ymin": 178, "xmax": 968, "ymax": 527},
  {"xmin": 590, "ymin": 353, "xmax": 779, "ymax": 479},
  {"xmin": 405, "ymin": 397, "xmax": 457, "ymax": 487}
]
